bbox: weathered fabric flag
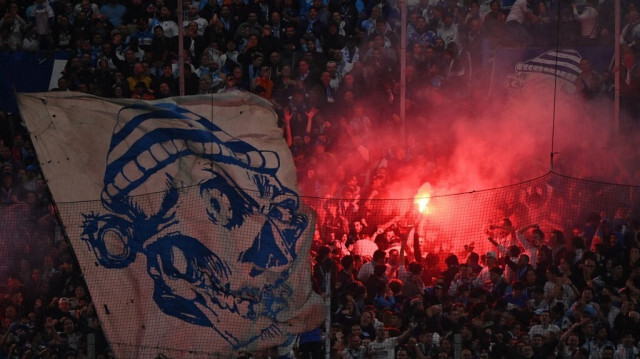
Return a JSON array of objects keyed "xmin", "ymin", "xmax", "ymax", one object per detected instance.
[{"xmin": 17, "ymin": 92, "xmax": 324, "ymax": 357}]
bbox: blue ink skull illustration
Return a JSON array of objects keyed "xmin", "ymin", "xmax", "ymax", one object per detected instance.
[{"xmin": 80, "ymin": 103, "xmax": 308, "ymax": 349}]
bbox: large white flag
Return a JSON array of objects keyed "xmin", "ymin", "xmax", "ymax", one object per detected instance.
[{"xmin": 17, "ymin": 92, "xmax": 324, "ymax": 357}]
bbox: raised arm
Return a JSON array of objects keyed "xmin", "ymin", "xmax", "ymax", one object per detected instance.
[
  {"xmin": 516, "ymin": 224, "xmax": 540, "ymax": 250},
  {"xmin": 487, "ymin": 236, "xmax": 507, "ymax": 255},
  {"xmin": 283, "ymin": 108, "xmax": 293, "ymax": 147},
  {"xmin": 396, "ymin": 323, "xmax": 417, "ymax": 344},
  {"xmin": 399, "ymin": 228, "xmax": 409, "ymax": 268},
  {"xmin": 304, "ymin": 107, "xmax": 318, "ymax": 135},
  {"xmin": 413, "ymin": 229, "xmax": 422, "ymax": 265}
]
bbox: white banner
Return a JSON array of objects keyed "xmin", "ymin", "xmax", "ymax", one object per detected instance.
[{"xmin": 17, "ymin": 92, "xmax": 323, "ymax": 357}]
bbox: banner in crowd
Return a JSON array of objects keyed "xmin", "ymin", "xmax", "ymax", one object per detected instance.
[
  {"xmin": 17, "ymin": 92, "xmax": 324, "ymax": 357},
  {"xmin": 491, "ymin": 46, "xmax": 614, "ymax": 100},
  {"xmin": 0, "ymin": 52, "xmax": 68, "ymax": 113}
]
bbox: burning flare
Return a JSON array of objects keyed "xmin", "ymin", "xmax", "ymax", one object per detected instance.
[
  {"xmin": 415, "ymin": 196, "xmax": 430, "ymax": 213},
  {"xmin": 414, "ymin": 183, "xmax": 432, "ymax": 214}
]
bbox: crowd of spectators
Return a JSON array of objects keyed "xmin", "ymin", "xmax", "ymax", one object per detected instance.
[
  {"xmin": 0, "ymin": 0, "xmax": 637, "ymax": 108},
  {"xmin": 0, "ymin": 111, "xmax": 108, "ymax": 358},
  {"xmin": 303, "ymin": 209, "xmax": 640, "ymax": 359},
  {"xmin": 0, "ymin": 0, "xmax": 640, "ymax": 358},
  {"xmin": 2, "ymin": 104, "xmax": 640, "ymax": 359}
]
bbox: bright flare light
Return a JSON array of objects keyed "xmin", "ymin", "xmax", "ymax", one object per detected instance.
[
  {"xmin": 415, "ymin": 196, "xmax": 430, "ymax": 213},
  {"xmin": 414, "ymin": 182, "xmax": 433, "ymax": 214}
]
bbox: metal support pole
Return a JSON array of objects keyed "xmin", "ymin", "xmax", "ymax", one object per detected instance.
[
  {"xmin": 399, "ymin": 0, "xmax": 407, "ymax": 147},
  {"xmin": 324, "ymin": 269, "xmax": 331, "ymax": 359},
  {"xmin": 614, "ymin": 0, "xmax": 621, "ymax": 133},
  {"xmin": 177, "ymin": 0, "xmax": 185, "ymax": 96}
]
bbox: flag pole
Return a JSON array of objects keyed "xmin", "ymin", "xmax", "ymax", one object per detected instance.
[
  {"xmin": 614, "ymin": 0, "xmax": 620, "ymax": 133},
  {"xmin": 177, "ymin": 0, "xmax": 185, "ymax": 96}
]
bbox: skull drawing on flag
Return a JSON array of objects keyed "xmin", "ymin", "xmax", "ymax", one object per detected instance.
[{"xmin": 80, "ymin": 102, "xmax": 309, "ymax": 350}]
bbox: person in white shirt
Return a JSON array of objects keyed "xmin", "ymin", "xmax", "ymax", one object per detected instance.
[
  {"xmin": 342, "ymin": 332, "xmax": 367, "ymax": 359},
  {"xmin": 620, "ymin": 10, "xmax": 640, "ymax": 50},
  {"xmin": 529, "ymin": 310, "xmax": 561, "ymax": 338},
  {"xmin": 154, "ymin": 6, "xmax": 179, "ymax": 38},
  {"xmin": 504, "ymin": 0, "xmax": 534, "ymax": 45},
  {"xmin": 473, "ymin": 250, "xmax": 498, "ymax": 290},
  {"xmin": 357, "ymin": 249, "xmax": 387, "ymax": 282},
  {"xmin": 484, "ymin": 218, "xmax": 518, "ymax": 255},
  {"xmin": 368, "ymin": 324, "xmax": 415, "ymax": 359},
  {"xmin": 573, "ymin": 0, "xmax": 599, "ymax": 42},
  {"xmin": 184, "ymin": 5, "xmax": 209, "ymax": 36},
  {"xmin": 73, "ymin": 0, "xmax": 101, "ymax": 21},
  {"xmin": 613, "ymin": 332, "xmax": 639, "ymax": 359}
]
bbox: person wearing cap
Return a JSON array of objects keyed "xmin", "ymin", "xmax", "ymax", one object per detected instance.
[{"xmin": 50, "ymin": 297, "xmax": 74, "ymax": 324}]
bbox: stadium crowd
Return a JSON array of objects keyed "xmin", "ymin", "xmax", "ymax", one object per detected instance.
[
  {"xmin": 303, "ymin": 207, "xmax": 640, "ymax": 359},
  {"xmin": 1, "ymin": 0, "xmax": 637, "ymax": 108},
  {"xmin": 0, "ymin": 0, "xmax": 640, "ymax": 358},
  {"xmin": 0, "ymin": 122, "xmax": 105, "ymax": 358}
]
